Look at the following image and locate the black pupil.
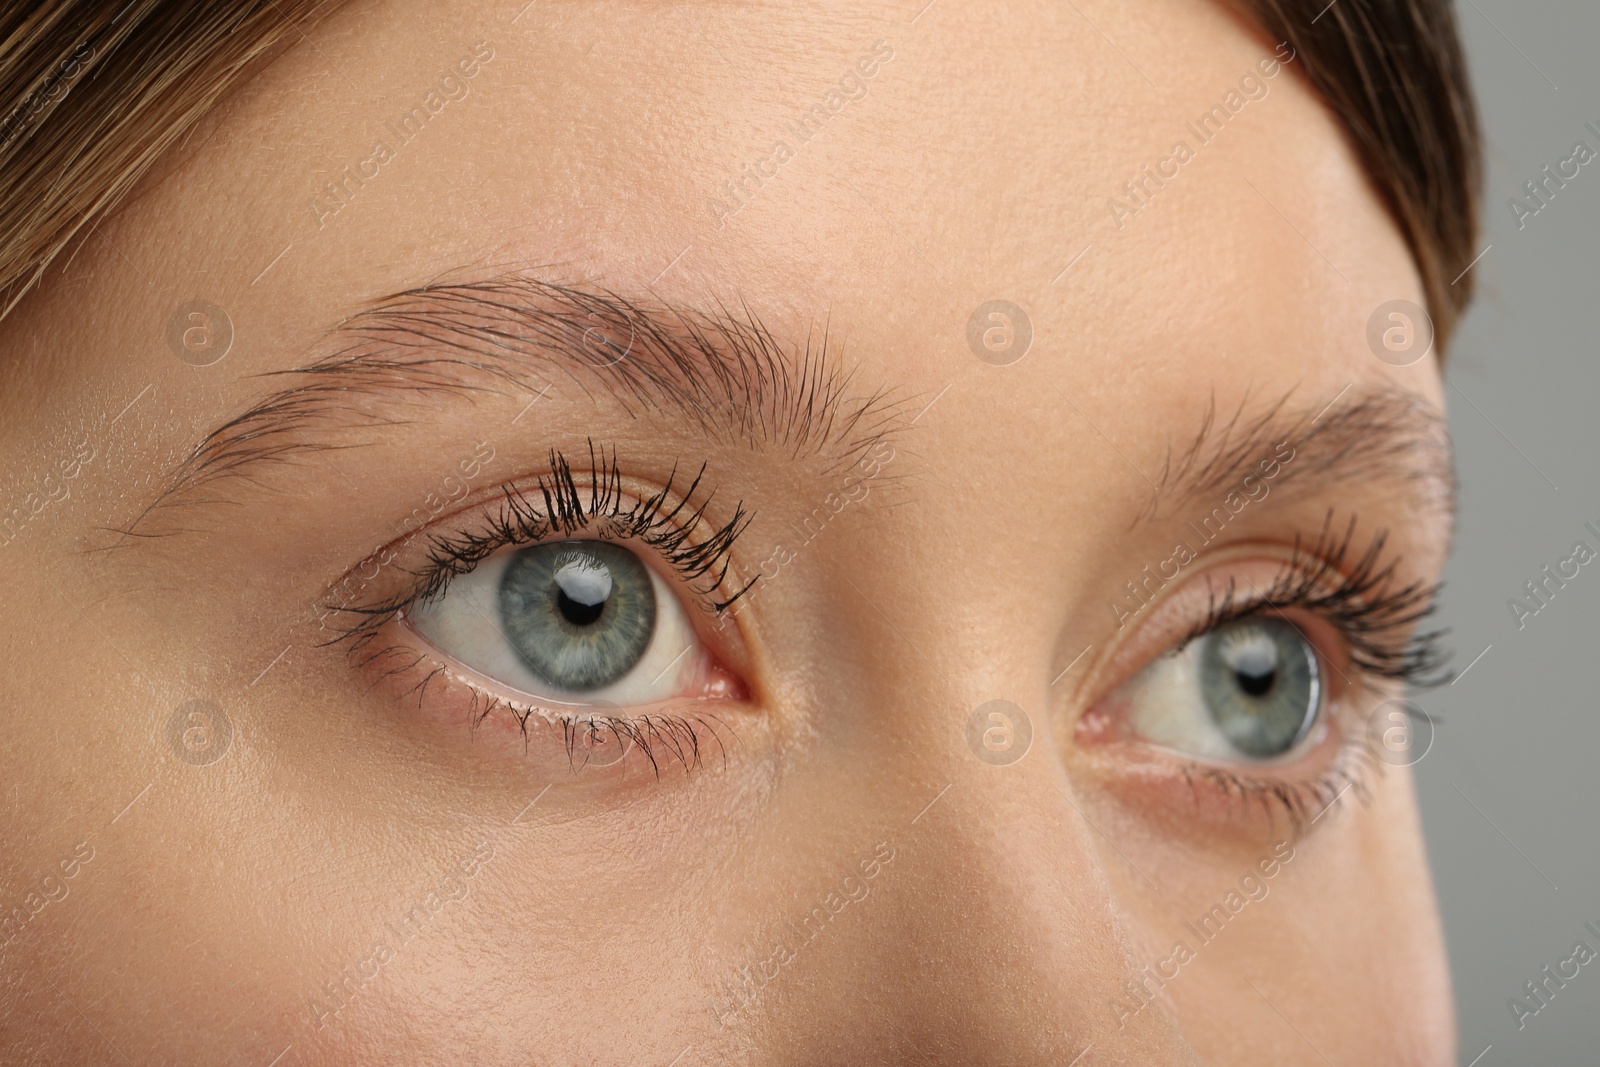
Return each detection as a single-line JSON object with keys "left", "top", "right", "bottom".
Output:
{"left": 1236, "top": 665, "right": 1275, "bottom": 697}
{"left": 1198, "top": 617, "right": 1318, "bottom": 760}
{"left": 558, "top": 587, "right": 605, "bottom": 626}
{"left": 497, "top": 540, "right": 655, "bottom": 694}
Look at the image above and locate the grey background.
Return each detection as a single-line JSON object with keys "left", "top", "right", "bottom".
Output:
{"left": 1414, "top": 0, "right": 1600, "bottom": 1062}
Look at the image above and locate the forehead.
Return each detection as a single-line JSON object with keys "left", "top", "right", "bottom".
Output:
{"left": 32, "top": 0, "right": 1436, "bottom": 460}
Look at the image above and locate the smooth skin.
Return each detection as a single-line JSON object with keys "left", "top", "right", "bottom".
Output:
{"left": 0, "top": 0, "right": 1454, "bottom": 1063}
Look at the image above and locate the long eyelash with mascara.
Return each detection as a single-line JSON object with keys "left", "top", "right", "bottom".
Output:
{"left": 322, "top": 440, "right": 757, "bottom": 647}
{"left": 1181, "top": 511, "right": 1452, "bottom": 687}
{"left": 318, "top": 443, "right": 754, "bottom": 775}
{"left": 1169, "top": 512, "right": 1451, "bottom": 835}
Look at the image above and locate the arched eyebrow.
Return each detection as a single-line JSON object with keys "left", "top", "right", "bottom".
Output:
{"left": 117, "top": 275, "right": 904, "bottom": 542}
{"left": 1132, "top": 387, "right": 1456, "bottom": 532}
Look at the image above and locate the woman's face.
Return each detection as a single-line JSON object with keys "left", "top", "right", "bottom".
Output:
{"left": 0, "top": 0, "right": 1455, "bottom": 1062}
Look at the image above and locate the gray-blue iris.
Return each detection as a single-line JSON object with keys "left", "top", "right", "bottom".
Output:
{"left": 497, "top": 540, "right": 656, "bottom": 693}
{"left": 1198, "top": 617, "right": 1319, "bottom": 758}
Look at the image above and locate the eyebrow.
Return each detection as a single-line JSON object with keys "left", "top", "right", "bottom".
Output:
{"left": 1134, "top": 387, "right": 1456, "bottom": 531}
{"left": 119, "top": 274, "right": 903, "bottom": 540}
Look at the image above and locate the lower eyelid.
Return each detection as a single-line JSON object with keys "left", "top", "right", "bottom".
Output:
{"left": 349, "top": 627, "right": 742, "bottom": 782}
{"left": 1075, "top": 737, "right": 1370, "bottom": 838}
{"left": 1073, "top": 680, "right": 1376, "bottom": 836}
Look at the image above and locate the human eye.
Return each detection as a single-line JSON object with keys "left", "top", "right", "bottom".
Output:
{"left": 1116, "top": 614, "right": 1323, "bottom": 763}
{"left": 1077, "top": 516, "right": 1448, "bottom": 831}
{"left": 408, "top": 538, "right": 706, "bottom": 705}
{"left": 323, "top": 443, "right": 755, "bottom": 776}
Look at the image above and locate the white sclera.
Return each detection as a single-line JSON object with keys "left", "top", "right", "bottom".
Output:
{"left": 1120, "top": 630, "right": 1321, "bottom": 764}
{"left": 407, "top": 544, "right": 697, "bottom": 707}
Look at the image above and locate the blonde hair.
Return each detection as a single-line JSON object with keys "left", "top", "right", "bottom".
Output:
{"left": 0, "top": 0, "right": 346, "bottom": 318}
{"left": 0, "top": 0, "right": 1479, "bottom": 347}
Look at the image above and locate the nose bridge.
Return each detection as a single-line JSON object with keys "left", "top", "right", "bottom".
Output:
{"left": 734, "top": 536, "right": 1203, "bottom": 1063}
{"left": 836, "top": 752, "right": 1201, "bottom": 1064}
{"left": 746, "top": 655, "right": 1200, "bottom": 1063}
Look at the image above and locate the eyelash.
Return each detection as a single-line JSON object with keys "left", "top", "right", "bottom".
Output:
{"left": 1180, "top": 512, "right": 1450, "bottom": 686}
{"left": 320, "top": 443, "right": 755, "bottom": 773}
{"left": 1176, "top": 739, "right": 1380, "bottom": 838}
{"left": 324, "top": 441, "right": 755, "bottom": 641}
{"left": 325, "top": 471, "right": 1444, "bottom": 818}
{"left": 1162, "top": 512, "right": 1450, "bottom": 833}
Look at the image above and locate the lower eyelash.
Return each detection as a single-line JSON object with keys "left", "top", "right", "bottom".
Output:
{"left": 1178, "top": 701, "right": 1404, "bottom": 839}
{"left": 555, "top": 711, "right": 732, "bottom": 777}
{"left": 362, "top": 637, "right": 734, "bottom": 777}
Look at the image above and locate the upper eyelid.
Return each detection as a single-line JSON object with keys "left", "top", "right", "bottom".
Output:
{"left": 1078, "top": 526, "right": 1444, "bottom": 707}
{"left": 317, "top": 446, "right": 757, "bottom": 644}
{"left": 1203, "top": 520, "right": 1449, "bottom": 684}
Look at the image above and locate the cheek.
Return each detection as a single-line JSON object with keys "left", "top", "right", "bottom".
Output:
{"left": 1161, "top": 773, "right": 1449, "bottom": 1059}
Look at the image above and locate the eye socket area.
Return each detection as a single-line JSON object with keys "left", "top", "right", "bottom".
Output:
{"left": 401, "top": 537, "right": 746, "bottom": 716}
